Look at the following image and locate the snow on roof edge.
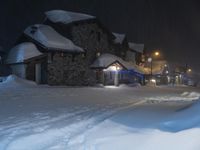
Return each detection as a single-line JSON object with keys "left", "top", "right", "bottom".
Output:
{"left": 24, "top": 24, "right": 84, "bottom": 53}
{"left": 45, "top": 10, "right": 96, "bottom": 25}
{"left": 6, "top": 42, "right": 43, "bottom": 64}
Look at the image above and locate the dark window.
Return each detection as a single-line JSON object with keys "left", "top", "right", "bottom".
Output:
{"left": 110, "top": 72, "right": 112, "bottom": 79}
{"left": 72, "top": 54, "right": 75, "bottom": 62}
{"left": 48, "top": 53, "right": 53, "bottom": 64}
{"left": 97, "top": 32, "right": 101, "bottom": 41}
{"left": 90, "top": 30, "right": 94, "bottom": 34}
{"left": 60, "top": 53, "right": 64, "bottom": 57}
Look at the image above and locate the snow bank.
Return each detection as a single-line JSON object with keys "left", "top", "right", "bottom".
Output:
{"left": 73, "top": 99, "right": 200, "bottom": 150}
{"left": 0, "top": 83, "right": 199, "bottom": 149}
{"left": 24, "top": 24, "right": 84, "bottom": 53}
{"left": 160, "top": 97, "right": 200, "bottom": 132}
{"left": 6, "top": 42, "right": 43, "bottom": 64}
{"left": 0, "top": 75, "right": 37, "bottom": 88}
{"left": 45, "top": 10, "right": 95, "bottom": 24}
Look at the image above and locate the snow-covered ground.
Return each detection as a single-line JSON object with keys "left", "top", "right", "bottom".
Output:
{"left": 0, "top": 75, "right": 200, "bottom": 150}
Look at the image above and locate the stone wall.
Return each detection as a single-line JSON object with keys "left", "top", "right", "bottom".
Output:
{"left": 47, "top": 53, "right": 96, "bottom": 86}
{"left": 71, "top": 22, "right": 115, "bottom": 63}
{"left": 47, "top": 22, "right": 116, "bottom": 86}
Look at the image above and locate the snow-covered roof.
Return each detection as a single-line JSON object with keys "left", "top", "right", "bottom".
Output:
{"left": 91, "top": 53, "right": 144, "bottom": 74}
{"left": 24, "top": 24, "right": 84, "bottom": 53}
{"left": 113, "top": 33, "right": 126, "bottom": 44}
{"left": 45, "top": 10, "right": 95, "bottom": 24}
{"left": 6, "top": 42, "right": 43, "bottom": 64}
{"left": 129, "top": 42, "right": 144, "bottom": 53}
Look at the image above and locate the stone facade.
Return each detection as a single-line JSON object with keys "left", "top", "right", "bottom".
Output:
{"left": 44, "top": 21, "right": 117, "bottom": 86}
{"left": 47, "top": 53, "right": 96, "bottom": 86}
{"left": 12, "top": 15, "right": 129, "bottom": 86}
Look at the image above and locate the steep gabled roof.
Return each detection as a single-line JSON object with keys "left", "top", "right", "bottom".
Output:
{"left": 91, "top": 53, "right": 144, "bottom": 74}
{"left": 129, "top": 42, "right": 144, "bottom": 53}
{"left": 24, "top": 24, "right": 84, "bottom": 53}
{"left": 6, "top": 42, "right": 43, "bottom": 64}
{"left": 112, "top": 33, "right": 126, "bottom": 44}
{"left": 45, "top": 10, "right": 96, "bottom": 24}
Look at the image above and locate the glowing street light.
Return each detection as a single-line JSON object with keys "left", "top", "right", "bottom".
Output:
{"left": 188, "top": 68, "right": 192, "bottom": 73}
{"left": 154, "top": 51, "right": 160, "bottom": 56}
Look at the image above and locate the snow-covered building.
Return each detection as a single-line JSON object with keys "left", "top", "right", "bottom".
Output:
{"left": 91, "top": 53, "right": 144, "bottom": 85}
{"left": 44, "top": 10, "right": 116, "bottom": 58}
{"left": 6, "top": 42, "right": 45, "bottom": 83}
{"left": 9, "top": 25, "right": 87, "bottom": 85}
{"left": 7, "top": 10, "right": 145, "bottom": 86}
{"left": 126, "top": 42, "right": 145, "bottom": 65}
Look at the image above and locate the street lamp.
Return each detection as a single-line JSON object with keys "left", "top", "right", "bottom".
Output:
{"left": 154, "top": 51, "right": 160, "bottom": 56}
{"left": 187, "top": 68, "right": 192, "bottom": 73}
{"left": 147, "top": 51, "right": 161, "bottom": 85}
{"left": 147, "top": 57, "right": 153, "bottom": 76}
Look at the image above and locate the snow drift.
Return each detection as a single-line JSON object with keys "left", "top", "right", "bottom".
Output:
{"left": 0, "top": 75, "right": 37, "bottom": 88}
{"left": 160, "top": 95, "right": 200, "bottom": 132}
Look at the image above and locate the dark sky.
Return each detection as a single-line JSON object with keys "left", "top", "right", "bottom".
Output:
{"left": 0, "top": 0, "right": 200, "bottom": 71}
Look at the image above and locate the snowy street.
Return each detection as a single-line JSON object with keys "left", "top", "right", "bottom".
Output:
{"left": 0, "top": 76, "right": 200, "bottom": 150}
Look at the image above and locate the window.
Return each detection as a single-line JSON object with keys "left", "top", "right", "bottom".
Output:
{"left": 97, "top": 32, "right": 101, "bottom": 41}
{"left": 72, "top": 54, "right": 75, "bottom": 62}
{"left": 60, "top": 53, "right": 64, "bottom": 57}
{"left": 81, "top": 53, "right": 86, "bottom": 58}
{"left": 48, "top": 53, "right": 53, "bottom": 64}
{"left": 110, "top": 72, "right": 112, "bottom": 79}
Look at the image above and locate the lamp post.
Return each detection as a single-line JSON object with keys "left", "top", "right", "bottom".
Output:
{"left": 148, "top": 57, "right": 153, "bottom": 76}
{"left": 147, "top": 51, "right": 160, "bottom": 83}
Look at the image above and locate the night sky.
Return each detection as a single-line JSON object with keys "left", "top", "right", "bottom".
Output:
{"left": 0, "top": 0, "right": 200, "bottom": 71}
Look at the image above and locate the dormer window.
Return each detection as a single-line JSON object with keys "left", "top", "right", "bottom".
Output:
{"left": 48, "top": 53, "right": 53, "bottom": 64}
{"left": 30, "top": 30, "right": 36, "bottom": 34}
{"left": 30, "top": 26, "right": 38, "bottom": 34}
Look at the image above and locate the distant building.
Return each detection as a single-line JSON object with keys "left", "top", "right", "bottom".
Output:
{"left": 144, "top": 60, "right": 169, "bottom": 85}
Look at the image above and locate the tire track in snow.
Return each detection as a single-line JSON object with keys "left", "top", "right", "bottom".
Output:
{"left": 3, "top": 100, "right": 146, "bottom": 150}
